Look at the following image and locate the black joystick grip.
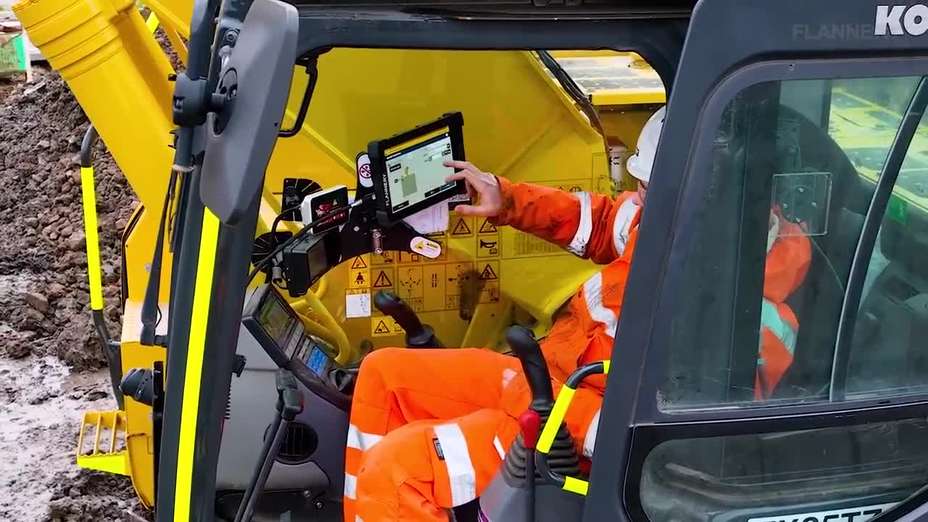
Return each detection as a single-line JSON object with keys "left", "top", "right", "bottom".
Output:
{"left": 506, "top": 325, "right": 553, "bottom": 410}
{"left": 374, "top": 291, "right": 441, "bottom": 348}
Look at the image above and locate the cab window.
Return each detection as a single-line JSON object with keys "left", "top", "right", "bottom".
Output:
{"left": 659, "top": 74, "right": 928, "bottom": 409}
{"left": 634, "top": 71, "right": 928, "bottom": 522}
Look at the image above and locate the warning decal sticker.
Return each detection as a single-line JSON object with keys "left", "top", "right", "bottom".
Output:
{"left": 371, "top": 315, "right": 405, "bottom": 337}
{"left": 373, "top": 269, "right": 394, "bottom": 288}
{"left": 451, "top": 217, "right": 474, "bottom": 236}
{"left": 373, "top": 319, "right": 390, "bottom": 334}
{"left": 478, "top": 219, "right": 497, "bottom": 234}
{"left": 346, "top": 290, "right": 371, "bottom": 318}
{"left": 479, "top": 262, "right": 499, "bottom": 280}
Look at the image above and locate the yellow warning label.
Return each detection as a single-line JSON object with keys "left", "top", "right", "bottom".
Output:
{"left": 373, "top": 319, "right": 390, "bottom": 334}
{"left": 399, "top": 251, "right": 421, "bottom": 264}
{"left": 477, "top": 234, "right": 500, "bottom": 258}
{"left": 348, "top": 267, "right": 371, "bottom": 289}
{"left": 350, "top": 255, "right": 369, "bottom": 269}
{"left": 372, "top": 251, "right": 396, "bottom": 265}
{"left": 373, "top": 268, "right": 394, "bottom": 288}
{"left": 478, "top": 219, "right": 497, "bottom": 234}
{"left": 451, "top": 217, "right": 474, "bottom": 236}
{"left": 371, "top": 316, "right": 404, "bottom": 337}
{"left": 423, "top": 264, "right": 446, "bottom": 311}
{"left": 397, "top": 266, "right": 424, "bottom": 299}
{"left": 479, "top": 261, "right": 499, "bottom": 281}
{"left": 480, "top": 282, "right": 500, "bottom": 304}
{"left": 446, "top": 262, "right": 474, "bottom": 296}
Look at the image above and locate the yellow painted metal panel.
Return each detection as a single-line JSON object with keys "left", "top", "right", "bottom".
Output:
{"left": 78, "top": 452, "right": 130, "bottom": 476}
{"left": 79, "top": 167, "right": 105, "bottom": 311}
{"left": 537, "top": 386, "right": 576, "bottom": 454}
{"left": 563, "top": 476, "right": 590, "bottom": 496}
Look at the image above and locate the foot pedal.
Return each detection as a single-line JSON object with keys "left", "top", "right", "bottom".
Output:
{"left": 76, "top": 410, "right": 130, "bottom": 476}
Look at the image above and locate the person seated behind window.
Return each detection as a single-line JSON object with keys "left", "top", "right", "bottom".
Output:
{"left": 756, "top": 208, "right": 812, "bottom": 399}
{"left": 344, "top": 107, "right": 810, "bottom": 521}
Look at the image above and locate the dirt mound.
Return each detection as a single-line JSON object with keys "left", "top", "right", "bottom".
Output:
{"left": 0, "top": 67, "right": 148, "bottom": 521}
{"left": 47, "top": 468, "right": 153, "bottom": 522}
{"left": 0, "top": 356, "right": 151, "bottom": 522}
{"left": 0, "top": 66, "right": 137, "bottom": 370}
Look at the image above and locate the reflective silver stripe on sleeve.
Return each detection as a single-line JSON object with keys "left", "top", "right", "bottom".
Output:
{"left": 567, "top": 192, "right": 593, "bottom": 256}
{"left": 582, "top": 409, "right": 601, "bottom": 458}
{"left": 501, "top": 368, "right": 517, "bottom": 389}
{"left": 760, "top": 298, "right": 797, "bottom": 354}
{"left": 344, "top": 473, "right": 357, "bottom": 499}
{"left": 346, "top": 424, "right": 383, "bottom": 451}
{"left": 612, "top": 197, "right": 640, "bottom": 257}
{"left": 584, "top": 272, "right": 619, "bottom": 338}
{"left": 434, "top": 423, "right": 477, "bottom": 506}
{"left": 493, "top": 436, "right": 506, "bottom": 460}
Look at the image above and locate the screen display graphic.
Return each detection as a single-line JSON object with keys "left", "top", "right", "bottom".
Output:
{"left": 384, "top": 131, "right": 456, "bottom": 213}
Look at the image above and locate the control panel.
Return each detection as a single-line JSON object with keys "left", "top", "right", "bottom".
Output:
{"left": 242, "top": 284, "right": 353, "bottom": 409}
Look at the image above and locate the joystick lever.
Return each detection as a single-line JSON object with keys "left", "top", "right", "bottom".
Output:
{"left": 506, "top": 325, "right": 554, "bottom": 411}
{"left": 373, "top": 290, "right": 442, "bottom": 348}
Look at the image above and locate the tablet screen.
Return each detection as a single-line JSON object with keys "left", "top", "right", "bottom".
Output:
{"left": 383, "top": 128, "right": 456, "bottom": 213}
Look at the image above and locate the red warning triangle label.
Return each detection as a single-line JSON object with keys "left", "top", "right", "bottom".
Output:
{"left": 479, "top": 264, "right": 498, "bottom": 280}
{"left": 451, "top": 218, "right": 472, "bottom": 236}
{"left": 373, "top": 270, "right": 393, "bottom": 288}
{"left": 351, "top": 256, "right": 368, "bottom": 269}
{"left": 479, "top": 219, "right": 497, "bottom": 234}
{"left": 374, "top": 320, "right": 391, "bottom": 334}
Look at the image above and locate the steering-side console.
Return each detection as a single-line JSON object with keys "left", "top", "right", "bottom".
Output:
{"left": 242, "top": 283, "right": 353, "bottom": 409}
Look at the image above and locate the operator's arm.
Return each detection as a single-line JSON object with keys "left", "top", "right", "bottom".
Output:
{"left": 445, "top": 161, "right": 641, "bottom": 264}
{"left": 494, "top": 177, "right": 639, "bottom": 264}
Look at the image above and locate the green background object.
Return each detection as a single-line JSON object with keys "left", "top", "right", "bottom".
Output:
{"left": 0, "top": 33, "right": 28, "bottom": 76}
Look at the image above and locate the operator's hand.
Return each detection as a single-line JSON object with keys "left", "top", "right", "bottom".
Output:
{"left": 444, "top": 160, "right": 503, "bottom": 217}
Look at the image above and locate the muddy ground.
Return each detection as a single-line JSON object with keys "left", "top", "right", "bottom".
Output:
{"left": 0, "top": 68, "right": 148, "bottom": 520}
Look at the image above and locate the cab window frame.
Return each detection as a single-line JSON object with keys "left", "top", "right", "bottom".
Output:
{"left": 635, "top": 56, "right": 928, "bottom": 426}
{"left": 619, "top": 56, "right": 928, "bottom": 521}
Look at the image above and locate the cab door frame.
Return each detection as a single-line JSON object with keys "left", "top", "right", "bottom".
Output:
{"left": 586, "top": 1, "right": 928, "bottom": 520}
{"left": 157, "top": 3, "right": 695, "bottom": 520}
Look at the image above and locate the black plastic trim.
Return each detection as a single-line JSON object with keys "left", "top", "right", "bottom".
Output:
{"left": 295, "top": 12, "right": 686, "bottom": 94}
{"left": 623, "top": 401, "right": 928, "bottom": 521}
{"left": 830, "top": 77, "right": 928, "bottom": 401}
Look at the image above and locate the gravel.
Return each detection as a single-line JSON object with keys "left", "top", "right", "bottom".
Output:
{"left": 0, "top": 67, "right": 149, "bottom": 521}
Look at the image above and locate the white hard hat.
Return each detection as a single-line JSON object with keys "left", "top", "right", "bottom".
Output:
{"left": 626, "top": 106, "right": 666, "bottom": 184}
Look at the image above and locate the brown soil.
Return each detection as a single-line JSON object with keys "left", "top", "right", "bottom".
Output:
{"left": 0, "top": 66, "right": 148, "bottom": 521}
{"left": 0, "top": 65, "right": 137, "bottom": 370}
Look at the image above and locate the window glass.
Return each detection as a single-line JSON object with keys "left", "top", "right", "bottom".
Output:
{"left": 640, "top": 418, "right": 928, "bottom": 521}
{"left": 660, "top": 75, "right": 925, "bottom": 410}
{"left": 846, "top": 115, "right": 928, "bottom": 398}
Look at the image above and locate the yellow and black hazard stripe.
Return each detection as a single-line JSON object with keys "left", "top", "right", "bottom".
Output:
{"left": 535, "top": 360, "right": 611, "bottom": 496}
{"left": 79, "top": 126, "right": 125, "bottom": 406}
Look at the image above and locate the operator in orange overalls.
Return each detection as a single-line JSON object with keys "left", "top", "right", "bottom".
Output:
{"left": 343, "top": 107, "right": 811, "bottom": 521}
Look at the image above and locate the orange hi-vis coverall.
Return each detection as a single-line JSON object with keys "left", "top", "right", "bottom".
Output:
{"left": 344, "top": 180, "right": 811, "bottom": 521}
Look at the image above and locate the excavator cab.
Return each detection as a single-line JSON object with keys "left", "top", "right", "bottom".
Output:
{"left": 13, "top": 0, "right": 928, "bottom": 519}
{"left": 159, "top": 0, "right": 928, "bottom": 517}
